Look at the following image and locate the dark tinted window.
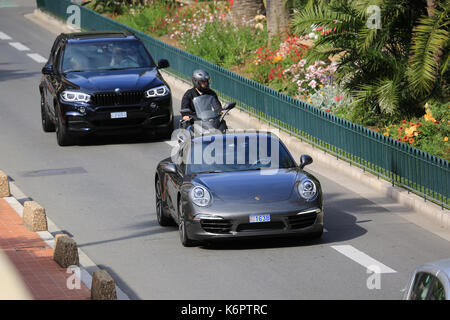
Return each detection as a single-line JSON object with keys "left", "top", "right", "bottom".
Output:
{"left": 429, "top": 276, "right": 446, "bottom": 300}
{"left": 61, "top": 40, "right": 154, "bottom": 72}
{"left": 410, "top": 272, "right": 442, "bottom": 300}
{"left": 186, "top": 135, "right": 296, "bottom": 174}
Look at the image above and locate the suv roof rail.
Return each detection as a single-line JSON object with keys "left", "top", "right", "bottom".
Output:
{"left": 62, "top": 30, "right": 136, "bottom": 40}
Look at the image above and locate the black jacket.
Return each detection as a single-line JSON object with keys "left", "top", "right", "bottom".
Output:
{"left": 180, "top": 88, "right": 220, "bottom": 117}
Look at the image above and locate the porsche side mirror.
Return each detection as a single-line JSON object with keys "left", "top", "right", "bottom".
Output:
{"left": 157, "top": 59, "right": 170, "bottom": 69}
{"left": 299, "top": 154, "right": 313, "bottom": 169}
{"left": 42, "top": 64, "right": 53, "bottom": 75}
{"left": 163, "top": 163, "right": 177, "bottom": 174}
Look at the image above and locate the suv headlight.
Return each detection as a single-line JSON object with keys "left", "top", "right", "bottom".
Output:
{"left": 190, "top": 186, "right": 211, "bottom": 207}
{"left": 297, "top": 179, "right": 317, "bottom": 201}
{"left": 61, "top": 91, "right": 90, "bottom": 103}
{"left": 145, "top": 85, "right": 170, "bottom": 98}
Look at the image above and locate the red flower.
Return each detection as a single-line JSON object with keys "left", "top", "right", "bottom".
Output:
{"left": 434, "top": 121, "right": 440, "bottom": 124}
{"left": 325, "top": 109, "right": 331, "bottom": 113}
{"left": 402, "top": 120, "right": 406, "bottom": 123}
{"left": 402, "top": 136, "right": 409, "bottom": 141}
{"left": 409, "top": 138, "right": 414, "bottom": 143}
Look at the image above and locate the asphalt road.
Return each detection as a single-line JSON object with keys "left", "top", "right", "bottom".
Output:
{"left": 0, "top": 1, "right": 449, "bottom": 299}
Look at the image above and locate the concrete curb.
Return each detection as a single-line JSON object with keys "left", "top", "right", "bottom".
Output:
{"left": 2, "top": 179, "right": 129, "bottom": 300}
{"left": 159, "top": 70, "right": 449, "bottom": 232}
{"left": 24, "top": 9, "right": 80, "bottom": 35}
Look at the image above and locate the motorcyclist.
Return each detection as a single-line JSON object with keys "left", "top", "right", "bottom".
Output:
{"left": 181, "top": 69, "right": 222, "bottom": 122}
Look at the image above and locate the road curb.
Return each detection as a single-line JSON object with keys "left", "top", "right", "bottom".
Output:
{"left": 24, "top": 9, "right": 80, "bottom": 35}
{"left": 3, "top": 180, "right": 129, "bottom": 300}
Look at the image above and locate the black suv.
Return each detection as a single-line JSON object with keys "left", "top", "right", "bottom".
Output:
{"left": 39, "top": 31, "right": 173, "bottom": 146}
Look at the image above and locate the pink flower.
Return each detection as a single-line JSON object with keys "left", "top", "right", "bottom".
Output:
{"left": 334, "top": 95, "right": 343, "bottom": 102}
{"left": 308, "top": 80, "right": 317, "bottom": 88}
{"left": 315, "top": 26, "right": 323, "bottom": 31}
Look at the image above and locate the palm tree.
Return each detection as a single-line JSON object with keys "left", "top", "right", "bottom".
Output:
{"left": 231, "top": 0, "right": 266, "bottom": 26}
{"left": 408, "top": 1, "right": 449, "bottom": 99}
{"left": 266, "top": 0, "right": 290, "bottom": 38}
{"left": 291, "top": 0, "right": 448, "bottom": 125}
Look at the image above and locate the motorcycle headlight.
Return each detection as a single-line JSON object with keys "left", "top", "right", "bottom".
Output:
{"left": 297, "top": 179, "right": 317, "bottom": 201}
{"left": 190, "top": 186, "right": 211, "bottom": 207}
{"left": 145, "top": 85, "right": 170, "bottom": 98}
{"left": 61, "top": 91, "right": 90, "bottom": 103}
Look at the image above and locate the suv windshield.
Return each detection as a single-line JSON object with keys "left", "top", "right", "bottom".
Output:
{"left": 186, "top": 135, "right": 297, "bottom": 174}
{"left": 62, "top": 40, "right": 154, "bottom": 72}
{"left": 193, "top": 95, "right": 222, "bottom": 120}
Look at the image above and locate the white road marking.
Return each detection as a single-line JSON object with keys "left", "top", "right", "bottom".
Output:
{"left": 0, "top": 31, "right": 12, "bottom": 40}
{"left": 27, "top": 53, "right": 47, "bottom": 63}
{"left": 9, "top": 42, "right": 30, "bottom": 51}
{"left": 331, "top": 245, "right": 397, "bottom": 274}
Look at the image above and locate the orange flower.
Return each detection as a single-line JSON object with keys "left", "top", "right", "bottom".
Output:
{"left": 445, "top": 137, "right": 449, "bottom": 142}
{"left": 409, "top": 138, "right": 414, "bottom": 143}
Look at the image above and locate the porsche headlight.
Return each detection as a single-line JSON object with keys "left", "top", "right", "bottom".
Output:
{"left": 61, "top": 91, "right": 90, "bottom": 103}
{"left": 145, "top": 85, "right": 170, "bottom": 98}
{"left": 297, "top": 179, "right": 317, "bottom": 201}
{"left": 190, "top": 186, "right": 211, "bottom": 207}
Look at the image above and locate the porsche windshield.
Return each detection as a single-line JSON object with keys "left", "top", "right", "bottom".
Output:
{"left": 62, "top": 40, "right": 154, "bottom": 72}
{"left": 186, "top": 135, "right": 297, "bottom": 174}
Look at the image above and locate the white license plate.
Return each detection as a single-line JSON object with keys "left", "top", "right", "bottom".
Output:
{"left": 249, "top": 214, "right": 270, "bottom": 223}
{"left": 111, "top": 112, "right": 127, "bottom": 119}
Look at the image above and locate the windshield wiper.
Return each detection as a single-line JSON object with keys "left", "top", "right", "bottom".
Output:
{"left": 63, "top": 69, "right": 85, "bottom": 73}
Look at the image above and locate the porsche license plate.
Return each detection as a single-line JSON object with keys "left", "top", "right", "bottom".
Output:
{"left": 249, "top": 214, "right": 270, "bottom": 223}
{"left": 111, "top": 112, "right": 127, "bottom": 119}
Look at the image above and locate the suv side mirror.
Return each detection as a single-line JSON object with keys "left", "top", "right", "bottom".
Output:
{"left": 163, "top": 163, "right": 177, "bottom": 174}
{"left": 299, "top": 154, "right": 313, "bottom": 169}
{"left": 42, "top": 64, "right": 53, "bottom": 75}
{"left": 157, "top": 59, "right": 170, "bottom": 69}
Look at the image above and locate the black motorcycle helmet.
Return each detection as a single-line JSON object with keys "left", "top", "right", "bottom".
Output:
{"left": 192, "top": 69, "right": 211, "bottom": 93}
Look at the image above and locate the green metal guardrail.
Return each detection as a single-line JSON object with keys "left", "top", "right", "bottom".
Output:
{"left": 36, "top": 0, "right": 449, "bottom": 209}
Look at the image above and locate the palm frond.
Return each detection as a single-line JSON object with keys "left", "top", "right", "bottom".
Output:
{"left": 407, "top": 5, "right": 450, "bottom": 97}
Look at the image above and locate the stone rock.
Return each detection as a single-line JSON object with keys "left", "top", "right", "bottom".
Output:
{"left": 22, "top": 201, "right": 47, "bottom": 231}
{"left": 53, "top": 235, "right": 79, "bottom": 268}
{"left": 91, "top": 270, "right": 117, "bottom": 300}
{"left": 0, "top": 171, "right": 10, "bottom": 197}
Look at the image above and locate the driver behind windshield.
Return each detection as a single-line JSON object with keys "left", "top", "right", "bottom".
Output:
{"left": 181, "top": 69, "right": 222, "bottom": 121}
{"left": 110, "top": 46, "right": 139, "bottom": 68}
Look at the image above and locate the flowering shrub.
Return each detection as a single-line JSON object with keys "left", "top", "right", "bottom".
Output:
{"left": 165, "top": 1, "right": 230, "bottom": 44}
{"left": 382, "top": 103, "right": 450, "bottom": 160}
{"left": 308, "top": 85, "right": 352, "bottom": 112}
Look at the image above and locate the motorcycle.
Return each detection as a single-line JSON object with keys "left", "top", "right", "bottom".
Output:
{"left": 179, "top": 94, "right": 236, "bottom": 136}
